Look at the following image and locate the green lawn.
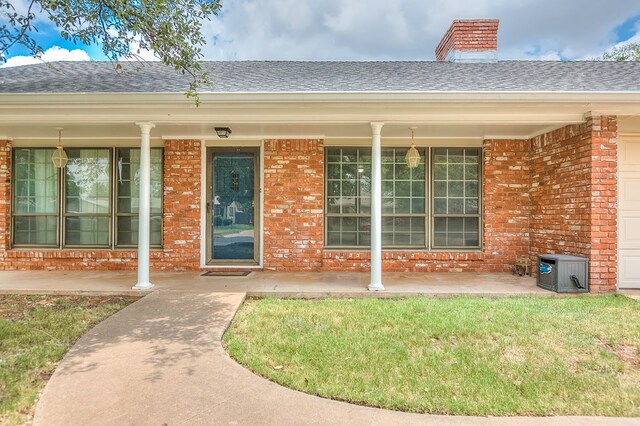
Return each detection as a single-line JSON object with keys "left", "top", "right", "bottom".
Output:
{"left": 0, "top": 295, "right": 137, "bottom": 425}
{"left": 224, "top": 296, "right": 640, "bottom": 416}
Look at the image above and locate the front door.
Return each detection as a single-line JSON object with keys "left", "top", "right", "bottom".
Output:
{"left": 206, "top": 148, "right": 259, "bottom": 264}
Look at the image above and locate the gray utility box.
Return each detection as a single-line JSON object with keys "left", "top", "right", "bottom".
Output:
{"left": 537, "top": 254, "right": 589, "bottom": 293}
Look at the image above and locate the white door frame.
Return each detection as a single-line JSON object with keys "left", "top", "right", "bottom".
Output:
{"left": 199, "top": 140, "right": 264, "bottom": 269}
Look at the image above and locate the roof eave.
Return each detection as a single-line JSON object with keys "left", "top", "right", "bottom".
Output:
{"left": 1, "top": 91, "right": 640, "bottom": 105}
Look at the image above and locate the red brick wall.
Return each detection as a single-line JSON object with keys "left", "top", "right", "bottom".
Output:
{"left": 529, "top": 116, "right": 617, "bottom": 292}
{"left": 483, "top": 140, "right": 531, "bottom": 270}
{"left": 155, "top": 139, "right": 201, "bottom": 270}
{"left": 435, "top": 19, "right": 499, "bottom": 61}
{"left": 530, "top": 123, "right": 592, "bottom": 258}
{"left": 589, "top": 117, "right": 618, "bottom": 291}
{"left": 0, "top": 127, "right": 620, "bottom": 291}
{"left": 322, "top": 251, "right": 487, "bottom": 272}
{"left": 263, "top": 139, "right": 324, "bottom": 270}
{"left": 261, "top": 140, "right": 513, "bottom": 273}
{"left": 0, "top": 139, "right": 202, "bottom": 271}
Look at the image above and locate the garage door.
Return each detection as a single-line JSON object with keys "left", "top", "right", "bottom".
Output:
{"left": 619, "top": 136, "right": 640, "bottom": 289}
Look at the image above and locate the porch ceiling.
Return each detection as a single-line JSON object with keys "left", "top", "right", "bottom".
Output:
{"left": 1, "top": 95, "right": 639, "bottom": 142}
{"left": 4, "top": 121, "right": 574, "bottom": 143}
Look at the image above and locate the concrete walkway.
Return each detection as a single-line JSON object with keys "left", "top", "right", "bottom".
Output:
{"left": 1, "top": 270, "right": 549, "bottom": 298}
{"left": 33, "top": 290, "right": 638, "bottom": 425}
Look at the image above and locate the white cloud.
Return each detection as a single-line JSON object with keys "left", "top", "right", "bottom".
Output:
{"left": 535, "top": 51, "right": 563, "bottom": 61}
{"left": 1, "top": 46, "right": 91, "bottom": 68}
{"left": 2, "top": 0, "right": 45, "bottom": 19}
{"left": 200, "top": 0, "right": 640, "bottom": 60}
{"left": 2, "top": 0, "right": 639, "bottom": 63}
{"left": 100, "top": 28, "right": 159, "bottom": 62}
{"left": 575, "top": 28, "right": 640, "bottom": 60}
{"left": 123, "top": 37, "right": 160, "bottom": 62}
{"left": 603, "top": 31, "right": 640, "bottom": 52}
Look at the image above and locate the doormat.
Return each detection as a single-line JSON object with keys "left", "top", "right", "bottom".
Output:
{"left": 201, "top": 271, "right": 252, "bottom": 277}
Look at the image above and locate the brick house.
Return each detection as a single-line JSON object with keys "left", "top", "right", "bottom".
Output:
{"left": 0, "top": 19, "right": 639, "bottom": 292}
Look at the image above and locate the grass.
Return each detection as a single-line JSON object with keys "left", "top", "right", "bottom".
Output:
{"left": 0, "top": 294, "right": 137, "bottom": 425}
{"left": 224, "top": 295, "right": 640, "bottom": 417}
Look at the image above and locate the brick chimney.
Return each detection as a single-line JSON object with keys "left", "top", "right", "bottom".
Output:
{"left": 435, "top": 19, "right": 499, "bottom": 63}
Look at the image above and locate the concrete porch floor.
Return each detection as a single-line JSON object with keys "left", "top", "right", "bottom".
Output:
{"left": 0, "top": 270, "right": 553, "bottom": 297}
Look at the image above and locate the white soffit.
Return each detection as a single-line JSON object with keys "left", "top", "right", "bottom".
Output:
{"left": 1, "top": 93, "right": 639, "bottom": 141}
{"left": 1, "top": 93, "right": 637, "bottom": 125}
{"left": 4, "top": 122, "right": 569, "bottom": 141}
{"left": 619, "top": 116, "right": 640, "bottom": 135}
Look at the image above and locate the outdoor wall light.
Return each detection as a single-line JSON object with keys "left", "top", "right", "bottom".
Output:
{"left": 51, "top": 127, "right": 69, "bottom": 169}
{"left": 405, "top": 126, "right": 421, "bottom": 168}
{"left": 214, "top": 127, "right": 232, "bottom": 138}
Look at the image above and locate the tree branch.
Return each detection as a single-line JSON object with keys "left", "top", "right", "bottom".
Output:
{"left": 1, "top": 0, "right": 39, "bottom": 58}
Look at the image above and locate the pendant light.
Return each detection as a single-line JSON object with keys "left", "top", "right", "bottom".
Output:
{"left": 51, "top": 127, "right": 69, "bottom": 169}
{"left": 405, "top": 126, "right": 421, "bottom": 168}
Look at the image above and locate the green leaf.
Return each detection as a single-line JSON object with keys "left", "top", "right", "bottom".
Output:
{"left": 0, "top": 0, "right": 221, "bottom": 100}
{"left": 599, "top": 42, "right": 640, "bottom": 61}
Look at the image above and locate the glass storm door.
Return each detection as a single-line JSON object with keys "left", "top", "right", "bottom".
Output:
{"left": 208, "top": 150, "right": 258, "bottom": 263}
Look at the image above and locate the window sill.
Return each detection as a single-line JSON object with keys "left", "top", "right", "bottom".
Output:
{"left": 322, "top": 249, "right": 485, "bottom": 261}
{"left": 8, "top": 247, "right": 164, "bottom": 253}
{"left": 323, "top": 247, "right": 482, "bottom": 253}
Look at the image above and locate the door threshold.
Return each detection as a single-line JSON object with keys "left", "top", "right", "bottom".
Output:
{"left": 204, "top": 262, "right": 260, "bottom": 268}
{"left": 201, "top": 271, "right": 253, "bottom": 277}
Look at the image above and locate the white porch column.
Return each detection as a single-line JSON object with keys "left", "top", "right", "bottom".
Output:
{"left": 133, "top": 122, "right": 155, "bottom": 290}
{"left": 368, "top": 122, "right": 385, "bottom": 291}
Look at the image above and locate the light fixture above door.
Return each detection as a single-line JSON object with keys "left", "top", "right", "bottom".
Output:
{"left": 214, "top": 127, "right": 232, "bottom": 138}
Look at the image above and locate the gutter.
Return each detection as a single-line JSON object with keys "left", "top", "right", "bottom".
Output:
{"left": 1, "top": 91, "right": 640, "bottom": 105}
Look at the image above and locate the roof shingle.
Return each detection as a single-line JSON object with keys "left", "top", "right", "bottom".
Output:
{"left": 0, "top": 60, "right": 639, "bottom": 93}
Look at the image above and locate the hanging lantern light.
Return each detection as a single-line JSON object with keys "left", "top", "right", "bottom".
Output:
{"left": 405, "top": 126, "right": 421, "bottom": 168}
{"left": 51, "top": 127, "right": 69, "bottom": 169}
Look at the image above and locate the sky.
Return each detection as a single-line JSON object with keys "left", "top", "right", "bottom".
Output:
{"left": 2, "top": 0, "right": 640, "bottom": 67}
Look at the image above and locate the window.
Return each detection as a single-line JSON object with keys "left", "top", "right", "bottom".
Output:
{"left": 11, "top": 147, "right": 163, "bottom": 248}
{"left": 382, "top": 148, "right": 426, "bottom": 246}
{"left": 65, "top": 149, "right": 111, "bottom": 246}
{"left": 230, "top": 172, "right": 240, "bottom": 192}
{"left": 326, "top": 147, "right": 426, "bottom": 248}
{"left": 326, "top": 148, "right": 372, "bottom": 246}
{"left": 116, "top": 148, "right": 163, "bottom": 246}
{"left": 432, "top": 148, "right": 481, "bottom": 248}
{"left": 325, "top": 147, "right": 481, "bottom": 249}
{"left": 12, "top": 148, "right": 58, "bottom": 246}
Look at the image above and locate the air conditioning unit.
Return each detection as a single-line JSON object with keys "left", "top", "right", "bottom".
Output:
{"left": 537, "top": 254, "right": 589, "bottom": 293}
